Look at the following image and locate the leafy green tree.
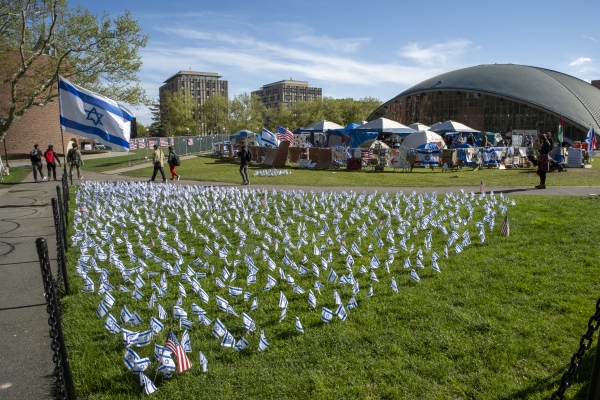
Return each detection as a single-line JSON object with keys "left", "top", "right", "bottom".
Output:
{"left": 135, "top": 122, "right": 146, "bottom": 138}
{"left": 162, "top": 90, "right": 198, "bottom": 136}
{"left": 0, "top": 0, "right": 149, "bottom": 143}
{"left": 228, "top": 93, "right": 266, "bottom": 133}
{"left": 198, "top": 94, "right": 228, "bottom": 135}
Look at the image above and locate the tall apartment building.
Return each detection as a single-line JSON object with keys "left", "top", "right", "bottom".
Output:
{"left": 252, "top": 79, "right": 322, "bottom": 109}
{"left": 159, "top": 70, "right": 228, "bottom": 107}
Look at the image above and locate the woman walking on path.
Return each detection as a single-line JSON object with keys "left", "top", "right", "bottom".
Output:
{"left": 167, "top": 146, "right": 180, "bottom": 181}
{"left": 149, "top": 144, "right": 166, "bottom": 182}
{"left": 43, "top": 145, "right": 61, "bottom": 181}
{"left": 237, "top": 140, "right": 251, "bottom": 185}
{"left": 536, "top": 133, "right": 551, "bottom": 189}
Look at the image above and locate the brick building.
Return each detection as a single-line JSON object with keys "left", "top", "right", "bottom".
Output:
{"left": 252, "top": 79, "right": 322, "bottom": 109}
{"left": 0, "top": 53, "right": 79, "bottom": 158}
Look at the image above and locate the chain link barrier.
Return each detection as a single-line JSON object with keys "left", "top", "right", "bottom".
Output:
{"left": 35, "top": 238, "right": 76, "bottom": 399}
{"left": 551, "top": 298, "right": 600, "bottom": 399}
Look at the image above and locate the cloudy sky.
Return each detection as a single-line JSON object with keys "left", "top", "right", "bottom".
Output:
{"left": 79, "top": 0, "right": 600, "bottom": 125}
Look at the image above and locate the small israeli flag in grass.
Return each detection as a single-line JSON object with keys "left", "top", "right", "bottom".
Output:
{"left": 293, "top": 285, "right": 305, "bottom": 294}
{"left": 286, "top": 274, "right": 295, "bottom": 285}
{"left": 178, "top": 282, "right": 187, "bottom": 297}
{"left": 258, "top": 330, "right": 270, "bottom": 351}
{"left": 228, "top": 286, "right": 243, "bottom": 298}
{"left": 198, "top": 314, "right": 212, "bottom": 326}
{"left": 204, "top": 246, "right": 213, "bottom": 256}
{"left": 157, "top": 303, "right": 167, "bottom": 320}
{"left": 403, "top": 257, "right": 411, "bottom": 269}
{"left": 181, "top": 329, "right": 192, "bottom": 352}
{"left": 140, "top": 373, "right": 157, "bottom": 395}
{"left": 279, "top": 307, "right": 287, "bottom": 322}
{"left": 122, "top": 329, "right": 139, "bottom": 346}
{"left": 235, "top": 337, "right": 249, "bottom": 352}
{"left": 410, "top": 269, "right": 420, "bottom": 282}
{"left": 391, "top": 277, "right": 399, "bottom": 293}
{"left": 336, "top": 304, "right": 347, "bottom": 321}
{"left": 367, "top": 284, "right": 373, "bottom": 297}
{"left": 131, "top": 311, "right": 143, "bottom": 326}
{"left": 416, "top": 259, "right": 424, "bottom": 268}
{"left": 432, "top": 260, "right": 441, "bottom": 273}
{"left": 124, "top": 347, "right": 139, "bottom": 370}
{"left": 308, "top": 290, "right": 317, "bottom": 309}
{"left": 120, "top": 305, "right": 132, "bottom": 324}
{"left": 295, "top": 316, "right": 304, "bottom": 333}
{"left": 136, "top": 330, "right": 153, "bottom": 347}
{"left": 221, "top": 331, "right": 236, "bottom": 348}
{"left": 455, "top": 243, "right": 463, "bottom": 253}
{"left": 173, "top": 306, "right": 188, "bottom": 319}
{"left": 327, "top": 268, "right": 338, "bottom": 283}
{"left": 333, "top": 290, "right": 341, "bottom": 305}
{"left": 250, "top": 297, "right": 258, "bottom": 311}
{"left": 431, "top": 252, "right": 439, "bottom": 262}
{"left": 321, "top": 307, "right": 334, "bottom": 322}
{"left": 244, "top": 291, "right": 252, "bottom": 301}
{"left": 279, "top": 291, "right": 288, "bottom": 308}
{"left": 213, "top": 318, "right": 227, "bottom": 339}
{"left": 104, "top": 314, "right": 121, "bottom": 334}
{"left": 352, "top": 280, "right": 360, "bottom": 295}
{"left": 199, "top": 288, "right": 210, "bottom": 304}
{"left": 444, "top": 246, "right": 449, "bottom": 258}
{"left": 82, "top": 276, "right": 94, "bottom": 292}
{"left": 181, "top": 319, "right": 193, "bottom": 329}
{"left": 199, "top": 351, "right": 208, "bottom": 372}
{"left": 215, "top": 295, "right": 229, "bottom": 312}
{"left": 118, "top": 284, "right": 130, "bottom": 293}
{"left": 263, "top": 275, "right": 277, "bottom": 291}
{"left": 370, "top": 270, "right": 379, "bottom": 282}
{"left": 347, "top": 296, "right": 358, "bottom": 310}
{"left": 96, "top": 301, "right": 109, "bottom": 318}
{"left": 104, "top": 292, "right": 115, "bottom": 308}
{"left": 242, "top": 313, "right": 256, "bottom": 332}
{"left": 150, "top": 317, "right": 164, "bottom": 334}
{"left": 215, "top": 278, "right": 226, "bottom": 288}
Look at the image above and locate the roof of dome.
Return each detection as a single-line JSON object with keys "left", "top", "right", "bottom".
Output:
{"left": 382, "top": 64, "right": 600, "bottom": 131}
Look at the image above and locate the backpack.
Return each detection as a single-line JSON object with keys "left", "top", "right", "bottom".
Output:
{"left": 244, "top": 148, "right": 252, "bottom": 162}
{"left": 30, "top": 149, "right": 41, "bottom": 162}
{"left": 67, "top": 148, "right": 74, "bottom": 163}
{"left": 44, "top": 151, "right": 54, "bottom": 164}
{"left": 174, "top": 154, "right": 181, "bottom": 166}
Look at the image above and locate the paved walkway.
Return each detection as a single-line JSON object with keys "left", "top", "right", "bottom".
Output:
{"left": 1, "top": 168, "right": 599, "bottom": 399}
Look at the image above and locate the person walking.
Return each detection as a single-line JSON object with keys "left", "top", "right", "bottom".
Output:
{"left": 43, "top": 145, "right": 62, "bottom": 181}
{"left": 150, "top": 144, "right": 166, "bottom": 182}
{"left": 237, "top": 140, "right": 251, "bottom": 185}
{"left": 30, "top": 144, "right": 46, "bottom": 182}
{"left": 536, "top": 133, "right": 551, "bottom": 189}
{"left": 167, "top": 146, "right": 180, "bottom": 181}
{"left": 67, "top": 143, "right": 84, "bottom": 180}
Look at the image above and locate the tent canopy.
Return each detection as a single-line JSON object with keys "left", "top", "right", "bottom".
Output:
{"left": 230, "top": 129, "right": 254, "bottom": 139}
{"left": 343, "top": 122, "right": 362, "bottom": 132}
{"left": 409, "top": 123, "right": 430, "bottom": 131}
{"left": 353, "top": 117, "right": 413, "bottom": 133}
{"left": 417, "top": 142, "right": 440, "bottom": 149}
{"left": 294, "top": 120, "right": 344, "bottom": 133}
{"left": 348, "top": 131, "right": 378, "bottom": 147}
{"left": 402, "top": 130, "right": 446, "bottom": 149}
{"left": 358, "top": 139, "right": 390, "bottom": 149}
{"left": 430, "top": 120, "right": 480, "bottom": 133}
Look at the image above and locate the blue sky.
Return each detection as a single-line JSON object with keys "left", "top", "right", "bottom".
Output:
{"left": 78, "top": 0, "right": 600, "bottom": 125}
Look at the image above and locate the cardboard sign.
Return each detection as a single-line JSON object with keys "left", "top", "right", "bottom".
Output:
{"left": 347, "top": 157, "right": 362, "bottom": 170}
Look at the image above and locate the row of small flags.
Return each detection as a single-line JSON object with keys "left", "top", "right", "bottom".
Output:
{"left": 254, "top": 168, "right": 292, "bottom": 177}
{"left": 72, "top": 181, "right": 514, "bottom": 394}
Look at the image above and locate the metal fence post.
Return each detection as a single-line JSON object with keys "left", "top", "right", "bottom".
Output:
{"left": 61, "top": 180, "right": 69, "bottom": 227}
{"left": 35, "top": 238, "right": 76, "bottom": 400}
{"left": 51, "top": 198, "right": 70, "bottom": 295}
{"left": 588, "top": 334, "right": 600, "bottom": 400}
{"left": 56, "top": 186, "right": 68, "bottom": 253}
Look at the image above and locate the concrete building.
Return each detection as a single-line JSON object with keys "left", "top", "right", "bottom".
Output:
{"left": 370, "top": 64, "right": 600, "bottom": 141}
{"left": 159, "top": 71, "right": 228, "bottom": 108}
{"left": 252, "top": 79, "right": 322, "bottom": 109}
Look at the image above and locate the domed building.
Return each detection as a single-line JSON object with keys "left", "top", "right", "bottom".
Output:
{"left": 368, "top": 64, "right": 600, "bottom": 141}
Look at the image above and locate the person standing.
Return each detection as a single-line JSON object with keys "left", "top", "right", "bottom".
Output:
{"left": 150, "top": 144, "right": 166, "bottom": 182}
{"left": 30, "top": 144, "right": 46, "bottom": 182}
{"left": 167, "top": 146, "right": 180, "bottom": 181}
{"left": 237, "top": 140, "right": 251, "bottom": 185}
{"left": 67, "top": 143, "right": 84, "bottom": 180}
{"left": 43, "top": 145, "right": 62, "bottom": 181}
{"left": 536, "top": 133, "right": 551, "bottom": 189}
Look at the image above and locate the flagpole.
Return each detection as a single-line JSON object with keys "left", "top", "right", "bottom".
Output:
{"left": 57, "top": 76, "right": 67, "bottom": 176}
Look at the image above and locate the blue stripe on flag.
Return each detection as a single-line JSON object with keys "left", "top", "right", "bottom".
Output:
{"left": 59, "top": 79, "right": 133, "bottom": 121}
{"left": 60, "top": 117, "right": 129, "bottom": 148}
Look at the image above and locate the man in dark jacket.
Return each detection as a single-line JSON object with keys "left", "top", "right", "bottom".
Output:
{"left": 237, "top": 140, "right": 251, "bottom": 185}
{"left": 44, "top": 144, "right": 62, "bottom": 181}
{"left": 30, "top": 144, "right": 46, "bottom": 182}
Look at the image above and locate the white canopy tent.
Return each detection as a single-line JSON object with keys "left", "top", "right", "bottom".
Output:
{"left": 409, "top": 123, "right": 430, "bottom": 131}
{"left": 402, "top": 130, "right": 446, "bottom": 149}
{"left": 430, "top": 120, "right": 479, "bottom": 133}
{"left": 300, "top": 120, "right": 344, "bottom": 132}
{"left": 354, "top": 117, "right": 413, "bottom": 133}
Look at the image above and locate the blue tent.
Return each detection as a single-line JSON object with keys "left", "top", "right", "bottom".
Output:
{"left": 343, "top": 123, "right": 361, "bottom": 132}
{"left": 229, "top": 130, "right": 254, "bottom": 140}
{"left": 348, "top": 131, "right": 378, "bottom": 147}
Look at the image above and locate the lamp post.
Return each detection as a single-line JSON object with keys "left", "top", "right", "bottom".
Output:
{"left": 0, "top": 117, "right": 8, "bottom": 168}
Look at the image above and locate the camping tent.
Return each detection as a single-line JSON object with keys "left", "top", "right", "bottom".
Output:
{"left": 230, "top": 130, "right": 261, "bottom": 146}
{"left": 353, "top": 117, "right": 414, "bottom": 134}
{"left": 294, "top": 120, "right": 344, "bottom": 133}
{"left": 402, "top": 130, "right": 446, "bottom": 149}
{"left": 348, "top": 131, "right": 378, "bottom": 148}
{"left": 430, "top": 120, "right": 480, "bottom": 134}
{"left": 358, "top": 140, "right": 390, "bottom": 149}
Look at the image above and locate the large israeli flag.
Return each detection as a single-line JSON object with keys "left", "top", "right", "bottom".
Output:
{"left": 58, "top": 76, "right": 134, "bottom": 152}
{"left": 261, "top": 128, "right": 280, "bottom": 148}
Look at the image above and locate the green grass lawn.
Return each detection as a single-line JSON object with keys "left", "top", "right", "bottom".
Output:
{"left": 123, "top": 155, "right": 600, "bottom": 187}
{"left": 61, "top": 185, "right": 600, "bottom": 399}
{"left": 80, "top": 149, "right": 158, "bottom": 173}
{"left": 0, "top": 167, "right": 30, "bottom": 185}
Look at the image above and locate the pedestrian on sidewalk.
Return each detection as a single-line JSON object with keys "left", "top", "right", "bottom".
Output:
{"left": 43, "top": 145, "right": 62, "bottom": 181}
{"left": 67, "top": 143, "right": 84, "bottom": 180}
{"left": 150, "top": 144, "right": 166, "bottom": 182}
{"left": 30, "top": 144, "right": 46, "bottom": 182}
{"left": 237, "top": 140, "right": 251, "bottom": 185}
{"left": 536, "top": 133, "right": 551, "bottom": 189}
{"left": 167, "top": 146, "right": 181, "bottom": 181}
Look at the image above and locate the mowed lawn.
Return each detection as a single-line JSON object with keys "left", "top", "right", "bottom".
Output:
{"left": 61, "top": 188, "right": 600, "bottom": 400}
{"left": 123, "top": 155, "right": 600, "bottom": 187}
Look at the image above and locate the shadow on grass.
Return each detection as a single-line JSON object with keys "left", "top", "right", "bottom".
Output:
{"left": 501, "top": 345, "right": 597, "bottom": 399}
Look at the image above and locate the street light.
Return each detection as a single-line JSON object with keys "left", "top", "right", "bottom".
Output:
{"left": 0, "top": 117, "right": 9, "bottom": 168}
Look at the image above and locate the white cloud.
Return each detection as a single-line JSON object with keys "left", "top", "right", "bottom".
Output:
{"left": 582, "top": 35, "right": 597, "bottom": 43}
{"left": 293, "top": 35, "right": 370, "bottom": 53}
{"left": 570, "top": 57, "right": 592, "bottom": 66}
{"left": 398, "top": 40, "right": 475, "bottom": 67}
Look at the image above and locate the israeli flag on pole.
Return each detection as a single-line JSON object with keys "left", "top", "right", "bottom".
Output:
{"left": 321, "top": 307, "right": 334, "bottom": 322}
{"left": 308, "top": 290, "right": 317, "bottom": 309}
{"left": 261, "top": 128, "right": 280, "bottom": 148}
{"left": 279, "top": 291, "right": 288, "bottom": 308}
{"left": 58, "top": 76, "right": 133, "bottom": 152}
{"left": 258, "top": 329, "right": 270, "bottom": 351}
{"left": 199, "top": 351, "right": 208, "bottom": 372}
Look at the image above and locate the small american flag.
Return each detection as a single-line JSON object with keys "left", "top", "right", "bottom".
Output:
{"left": 129, "top": 140, "right": 137, "bottom": 150}
{"left": 479, "top": 180, "right": 485, "bottom": 194}
{"left": 261, "top": 196, "right": 267, "bottom": 207}
{"left": 138, "top": 140, "right": 146, "bottom": 149}
{"left": 165, "top": 329, "right": 192, "bottom": 373}
{"left": 501, "top": 214, "right": 510, "bottom": 236}
{"left": 159, "top": 138, "right": 168, "bottom": 147}
{"left": 276, "top": 125, "right": 294, "bottom": 142}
